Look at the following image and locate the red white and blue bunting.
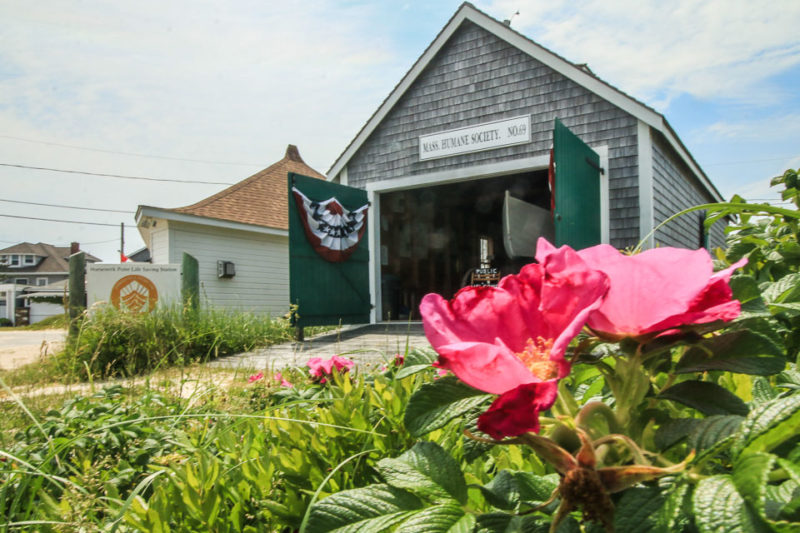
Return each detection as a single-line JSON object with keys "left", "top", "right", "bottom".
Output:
{"left": 292, "top": 187, "right": 369, "bottom": 263}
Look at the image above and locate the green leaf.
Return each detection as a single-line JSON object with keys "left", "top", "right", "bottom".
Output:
{"left": 734, "top": 454, "right": 800, "bottom": 533}
{"left": 777, "top": 368, "right": 800, "bottom": 390}
{"left": 659, "top": 380, "right": 749, "bottom": 416}
{"left": 693, "top": 475, "right": 772, "bottom": 532}
{"left": 762, "top": 274, "right": 800, "bottom": 304}
{"left": 656, "top": 481, "right": 692, "bottom": 533}
{"left": 776, "top": 457, "right": 800, "bottom": 486}
{"left": 377, "top": 442, "right": 467, "bottom": 504}
{"left": 476, "top": 470, "right": 520, "bottom": 511}
{"left": 474, "top": 512, "right": 553, "bottom": 532}
{"left": 734, "top": 394, "right": 800, "bottom": 456}
{"left": 654, "top": 417, "right": 702, "bottom": 451}
{"left": 688, "top": 415, "right": 745, "bottom": 451}
{"left": 396, "top": 347, "right": 439, "bottom": 379}
{"left": 752, "top": 377, "right": 779, "bottom": 404}
{"left": 305, "top": 484, "right": 421, "bottom": 533}
{"left": 613, "top": 487, "right": 665, "bottom": 532}
{"left": 733, "top": 453, "right": 775, "bottom": 515}
{"left": 394, "top": 503, "right": 474, "bottom": 533}
{"left": 730, "top": 277, "right": 771, "bottom": 318}
{"left": 676, "top": 330, "right": 785, "bottom": 376}
{"left": 476, "top": 471, "right": 559, "bottom": 513}
{"left": 404, "top": 376, "right": 491, "bottom": 437}
{"left": 769, "top": 302, "right": 800, "bottom": 316}
{"left": 730, "top": 275, "right": 764, "bottom": 304}
{"left": 513, "top": 472, "right": 559, "bottom": 506}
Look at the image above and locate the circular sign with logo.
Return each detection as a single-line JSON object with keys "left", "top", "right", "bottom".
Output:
{"left": 110, "top": 275, "right": 159, "bottom": 313}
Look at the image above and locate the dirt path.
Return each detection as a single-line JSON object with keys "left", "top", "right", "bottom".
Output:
{"left": 0, "top": 328, "right": 66, "bottom": 370}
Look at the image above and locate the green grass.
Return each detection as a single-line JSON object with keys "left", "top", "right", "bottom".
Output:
{"left": 0, "top": 358, "right": 432, "bottom": 530}
{"left": 21, "top": 313, "right": 68, "bottom": 331}
{"left": 0, "top": 309, "right": 337, "bottom": 388}
{"left": 58, "top": 306, "right": 296, "bottom": 380}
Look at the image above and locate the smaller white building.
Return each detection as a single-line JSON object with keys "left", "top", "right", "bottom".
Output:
{"left": 136, "top": 145, "right": 326, "bottom": 316}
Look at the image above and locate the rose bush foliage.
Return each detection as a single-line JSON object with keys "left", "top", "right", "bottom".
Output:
{"left": 307, "top": 169, "right": 800, "bottom": 532}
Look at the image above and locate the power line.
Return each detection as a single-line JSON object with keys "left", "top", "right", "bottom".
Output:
{"left": 0, "top": 213, "right": 122, "bottom": 227}
{"left": 0, "top": 162, "right": 236, "bottom": 185}
{"left": 82, "top": 237, "right": 121, "bottom": 245}
{"left": 0, "top": 134, "right": 265, "bottom": 167}
{"left": 0, "top": 198, "right": 134, "bottom": 214}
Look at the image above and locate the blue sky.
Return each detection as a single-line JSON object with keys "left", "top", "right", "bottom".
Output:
{"left": 1, "top": 0, "right": 798, "bottom": 261}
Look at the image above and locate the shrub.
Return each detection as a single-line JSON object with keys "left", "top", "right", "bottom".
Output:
{"left": 60, "top": 306, "right": 293, "bottom": 379}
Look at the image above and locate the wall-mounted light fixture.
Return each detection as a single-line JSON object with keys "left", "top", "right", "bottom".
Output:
{"left": 217, "top": 260, "right": 235, "bottom": 279}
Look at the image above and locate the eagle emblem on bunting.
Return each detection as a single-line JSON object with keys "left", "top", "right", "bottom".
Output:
{"left": 291, "top": 186, "right": 369, "bottom": 262}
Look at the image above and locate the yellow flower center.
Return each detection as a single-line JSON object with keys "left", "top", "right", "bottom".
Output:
{"left": 516, "top": 337, "right": 558, "bottom": 380}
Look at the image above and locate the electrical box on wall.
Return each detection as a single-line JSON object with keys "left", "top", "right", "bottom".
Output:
{"left": 217, "top": 260, "right": 235, "bottom": 279}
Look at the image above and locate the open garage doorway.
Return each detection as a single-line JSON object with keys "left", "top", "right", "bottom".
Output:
{"left": 379, "top": 169, "right": 551, "bottom": 321}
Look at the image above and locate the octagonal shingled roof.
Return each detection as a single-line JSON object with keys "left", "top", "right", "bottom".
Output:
{"left": 170, "top": 145, "right": 326, "bottom": 230}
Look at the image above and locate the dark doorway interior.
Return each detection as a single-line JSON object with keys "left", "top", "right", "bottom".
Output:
{"left": 379, "top": 170, "right": 550, "bottom": 320}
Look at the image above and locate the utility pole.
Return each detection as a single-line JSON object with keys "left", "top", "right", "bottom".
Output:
{"left": 120, "top": 222, "right": 125, "bottom": 262}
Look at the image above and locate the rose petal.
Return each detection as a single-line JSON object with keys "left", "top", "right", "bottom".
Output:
{"left": 436, "top": 341, "right": 538, "bottom": 395}
{"left": 538, "top": 243, "right": 746, "bottom": 338}
{"left": 477, "top": 381, "right": 559, "bottom": 439}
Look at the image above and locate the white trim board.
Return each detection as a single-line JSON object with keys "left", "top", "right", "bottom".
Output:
{"left": 637, "top": 121, "right": 655, "bottom": 249}
{"left": 366, "top": 155, "right": 549, "bottom": 193}
{"left": 136, "top": 206, "right": 289, "bottom": 238}
{"left": 328, "top": 2, "right": 723, "bottom": 203}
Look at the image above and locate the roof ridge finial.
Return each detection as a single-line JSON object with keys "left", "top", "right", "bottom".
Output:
{"left": 285, "top": 144, "right": 304, "bottom": 163}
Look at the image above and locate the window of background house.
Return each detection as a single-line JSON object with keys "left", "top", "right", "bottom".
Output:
{"left": 10, "top": 255, "right": 20, "bottom": 266}
{"left": 23, "top": 255, "right": 35, "bottom": 265}
{"left": 36, "top": 277, "right": 48, "bottom": 286}
{"left": 15, "top": 278, "right": 28, "bottom": 285}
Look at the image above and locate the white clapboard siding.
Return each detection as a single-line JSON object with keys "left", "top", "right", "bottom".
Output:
{"left": 30, "top": 302, "right": 64, "bottom": 324}
{"left": 166, "top": 221, "right": 289, "bottom": 316}
{"left": 149, "top": 226, "right": 171, "bottom": 264}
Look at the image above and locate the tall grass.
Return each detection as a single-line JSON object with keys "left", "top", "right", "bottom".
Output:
{"left": 60, "top": 306, "right": 295, "bottom": 380}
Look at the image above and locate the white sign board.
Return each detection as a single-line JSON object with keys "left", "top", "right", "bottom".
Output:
{"left": 419, "top": 115, "right": 531, "bottom": 161}
{"left": 87, "top": 264, "right": 181, "bottom": 312}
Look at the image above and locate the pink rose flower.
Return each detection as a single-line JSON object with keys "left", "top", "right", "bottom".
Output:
{"left": 273, "top": 372, "right": 293, "bottom": 388}
{"left": 420, "top": 242, "right": 608, "bottom": 439}
{"left": 536, "top": 238, "right": 746, "bottom": 341}
{"left": 306, "top": 355, "right": 355, "bottom": 381}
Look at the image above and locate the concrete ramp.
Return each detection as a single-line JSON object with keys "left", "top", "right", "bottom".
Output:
{"left": 210, "top": 323, "right": 430, "bottom": 371}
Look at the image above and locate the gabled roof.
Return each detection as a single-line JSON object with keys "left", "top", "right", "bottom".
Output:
{"left": 328, "top": 1, "right": 723, "bottom": 202}
{"left": 138, "top": 145, "right": 325, "bottom": 231}
{"left": 0, "top": 242, "right": 100, "bottom": 273}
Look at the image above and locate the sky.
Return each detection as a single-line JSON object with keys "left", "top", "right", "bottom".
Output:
{"left": 1, "top": 0, "right": 798, "bottom": 262}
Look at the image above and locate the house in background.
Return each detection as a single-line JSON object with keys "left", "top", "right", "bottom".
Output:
{"left": 0, "top": 242, "right": 100, "bottom": 324}
{"left": 126, "top": 247, "right": 151, "bottom": 263}
{"left": 136, "top": 145, "right": 326, "bottom": 316}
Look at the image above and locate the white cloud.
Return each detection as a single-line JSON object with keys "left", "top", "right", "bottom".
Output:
{"left": 484, "top": 0, "right": 800, "bottom": 108}
{"left": 704, "top": 113, "right": 800, "bottom": 140}
{"left": 0, "top": 0, "right": 400, "bottom": 171}
{"left": 0, "top": 1, "right": 414, "bottom": 260}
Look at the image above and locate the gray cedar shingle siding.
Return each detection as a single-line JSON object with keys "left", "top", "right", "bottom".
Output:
{"left": 652, "top": 133, "right": 725, "bottom": 249}
{"left": 346, "top": 21, "right": 641, "bottom": 249}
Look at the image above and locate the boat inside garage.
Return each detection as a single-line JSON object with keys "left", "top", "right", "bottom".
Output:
{"left": 378, "top": 169, "right": 552, "bottom": 321}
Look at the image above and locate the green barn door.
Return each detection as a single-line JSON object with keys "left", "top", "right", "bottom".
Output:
{"left": 553, "top": 118, "right": 602, "bottom": 249}
{"left": 289, "top": 173, "right": 371, "bottom": 328}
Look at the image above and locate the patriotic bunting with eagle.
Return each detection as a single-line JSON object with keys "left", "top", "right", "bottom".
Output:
{"left": 291, "top": 186, "right": 369, "bottom": 263}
